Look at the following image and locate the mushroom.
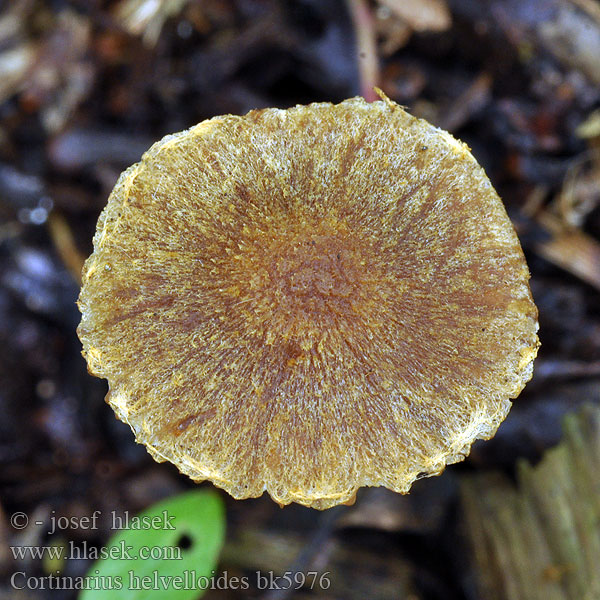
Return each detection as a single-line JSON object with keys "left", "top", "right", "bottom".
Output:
{"left": 77, "top": 94, "right": 539, "bottom": 509}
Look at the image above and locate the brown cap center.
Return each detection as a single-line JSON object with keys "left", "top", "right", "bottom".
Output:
{"left": 225, "top": 217, "right": 384, "bottom": 351}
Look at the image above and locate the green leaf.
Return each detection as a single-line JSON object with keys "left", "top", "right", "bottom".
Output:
{"left": 80, "top": 489, "right": 225, "bottom": 600}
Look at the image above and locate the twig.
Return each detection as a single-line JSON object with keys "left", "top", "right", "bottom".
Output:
{"left": 532, "top": 359, "right": 600, "bottom": 383}
{"left": 262, "top": 505, "right": 347, "bottom": 600}
{"left": 438, "top": 72, "right": 492, "bottom": 132}
{"left": 346, "top": 0, "right": 380, "bottom": 101}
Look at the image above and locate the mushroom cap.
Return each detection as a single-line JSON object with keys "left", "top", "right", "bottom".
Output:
{"left": 78, "top": 97, "right": 539, "bottom": 509}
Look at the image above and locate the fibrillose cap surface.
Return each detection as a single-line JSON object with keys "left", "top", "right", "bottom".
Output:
{"left": 78, "top": 96, "right": 539, "bottom": 509}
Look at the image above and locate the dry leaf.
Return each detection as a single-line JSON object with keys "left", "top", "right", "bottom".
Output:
{"left": 377, "top": 0, "right": 451, "bottom": 33}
